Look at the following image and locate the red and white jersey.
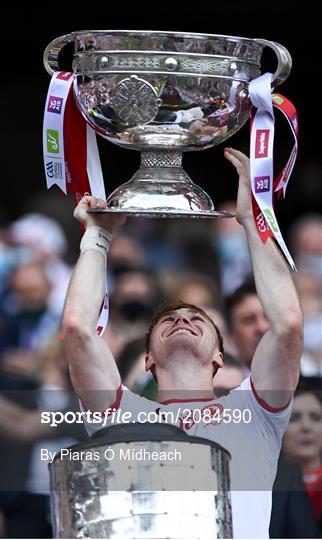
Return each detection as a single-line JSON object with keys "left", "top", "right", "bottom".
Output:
{"left": 82, "top": 376, "right": 292, "bottom": 539}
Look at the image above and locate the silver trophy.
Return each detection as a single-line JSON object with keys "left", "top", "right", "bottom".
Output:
{"left": 44, "top": 30, "right": 291, "bottom": 218}
{"left": 50, "top": 424, "right": 232, "bottom": 538}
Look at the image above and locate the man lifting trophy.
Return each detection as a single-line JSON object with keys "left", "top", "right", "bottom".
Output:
{"left": 43, "top": 30, "right": 302, "bottom": 539}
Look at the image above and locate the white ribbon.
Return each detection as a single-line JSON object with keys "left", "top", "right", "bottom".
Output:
{"left": 43, "top": 72, "right": 74, "bottom": 194}
{"left": 86, "top": 124, "right": 106, "bottom": 200}
{"left": 44, "top": 72, "right": 109, "bottom": 334}
{"left": 249, "top": 73, "right": 296, "bottom": 270}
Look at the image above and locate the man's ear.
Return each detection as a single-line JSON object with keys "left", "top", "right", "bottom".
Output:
{"left": 145, "top": 352, "right": 155, "bottom": 372}
{"left": 213, "top": 351, "right": 224, "bottom": 370}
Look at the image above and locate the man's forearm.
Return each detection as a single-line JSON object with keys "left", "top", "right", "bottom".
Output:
{"left": 63, "top": 224, "right": 112, "bottom": 333}
{"left": 243, "top": 216, "right": 302, "bottom": 331}
{"left": 60, "top": 197, "right": 124, "bottom": 407}
{"left": 63, "top": 249, "right": 106, "bottom": 333}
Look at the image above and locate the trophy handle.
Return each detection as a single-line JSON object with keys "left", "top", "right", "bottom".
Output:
{"left": 43, "top": 34, "right": 74, "bottom": 76}
{"left": 254, "top": 39, "right": 292, "bottom": 88}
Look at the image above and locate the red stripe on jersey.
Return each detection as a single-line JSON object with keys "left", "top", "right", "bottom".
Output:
{"left": 161, "top": 396, "right": 214, "bottom": 405}
{"left": 82, "top": 385, "right": 123, "bottom": 416}
{"left": 250, "top": 378, "right": 292, "bottom": 413}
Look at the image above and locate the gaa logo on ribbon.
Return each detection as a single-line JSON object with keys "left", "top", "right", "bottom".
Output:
{"left": 256, "top": 212, "right": 269, "bottom": 233}
{"left": 45, "top": 158, "right": 63, "bottom": 181}
{"left": 45, "top": 161, "right": 54, "bottom": 179}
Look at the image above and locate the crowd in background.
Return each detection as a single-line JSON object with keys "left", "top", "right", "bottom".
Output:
{"left": 0, "top": 195, "right": 322, "bottom": 538}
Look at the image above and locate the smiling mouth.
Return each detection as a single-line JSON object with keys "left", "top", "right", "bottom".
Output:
{"left": 168, "top": 327, "right": 197, "bottom": 337}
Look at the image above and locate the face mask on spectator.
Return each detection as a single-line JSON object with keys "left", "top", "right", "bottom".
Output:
{"left": 118, "top": 300, "right": 154, "bottom": 322}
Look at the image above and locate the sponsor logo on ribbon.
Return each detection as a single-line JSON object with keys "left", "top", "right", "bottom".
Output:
{"left": 272, "top": 94, "right": 284, "bottom": 105}
{"left": 263, "top": 208, "right": 279, "bottom": 233}
{"left": 47, "top": 129, "right": 59, "bottom": 153}
{"left": 255, "top": 175, "right": 270, "bottom": 193}
{"left": 56, "top": 72, "right": 74, "bottom": 81}
{"left": 47, "top": 95, "right": 63, "bottom": 114}
{"left": 255, "top": 129, "right": 270, "bottom": 158}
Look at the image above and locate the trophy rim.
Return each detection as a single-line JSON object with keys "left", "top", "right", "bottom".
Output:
{"left": 70, "top": 29, "right": 261, "bottom": 46}
{"left": 87, "top": 207, "right": 235, "bottom": 219}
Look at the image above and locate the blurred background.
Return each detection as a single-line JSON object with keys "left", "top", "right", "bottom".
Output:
{"left": 1, "top": 2, "right": 322, "bottom": 538}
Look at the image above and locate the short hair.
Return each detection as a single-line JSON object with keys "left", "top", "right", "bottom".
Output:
{"left": 145, "top": 301, "right": 224, "bottom": 355}
{"left": 225, "top": 280, "right": 257, "bottom": 326}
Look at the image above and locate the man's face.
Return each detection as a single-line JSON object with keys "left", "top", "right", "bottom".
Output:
{"left": 145, "top": 308, "right": 223, "bottom": 375}
{"left": 230, "top": 294, "right": 270, "bottom": 368}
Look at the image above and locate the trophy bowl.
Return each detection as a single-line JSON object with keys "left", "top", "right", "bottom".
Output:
{"left": 44, "top": 30, "right": 291, "bottom": 217}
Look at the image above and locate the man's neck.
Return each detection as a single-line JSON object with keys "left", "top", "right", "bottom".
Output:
{"left": 156, "top": 364, "right": 214, "bottom": 404}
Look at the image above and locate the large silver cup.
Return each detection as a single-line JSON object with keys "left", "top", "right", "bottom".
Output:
{"left": 44, "top": 30, "right": 291, "bottom": 218}
{"left": 49, "top": 424, "right": 232, "bottom": 538}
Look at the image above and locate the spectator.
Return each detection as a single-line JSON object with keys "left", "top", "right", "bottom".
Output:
{"left": 225, "top": 280, "right": 319, "bottom": 535}
{"left": 289, "top": 213, "right": 322, "bottom": 283}
{"left": 0, "top": 336, "right": 86, "bottom": 538}
{"left": 225, "top": 280, "right": 269, "bottom": 374}
{"left": 294, "top": 270, "right": 322, "bottom": 376}
{"left": 212, "top": 201, "right": 252, "bottom": 295}
{"left": 8, "top": 213, "right": 72, "bottom": 316}
{"left": 104, "top": 268, "right": 163, "bottom": 358}
{"left": 108, "top": 232, "right": 147, "bottom": 276}
{"left": 283, "top": 389, "right": 322, "bottom": 532}
{"left": 0, "top": 262, "right": 60, "bottom": 388}
{"left": 269, "top": 457, "right": 319, "bottom": 538}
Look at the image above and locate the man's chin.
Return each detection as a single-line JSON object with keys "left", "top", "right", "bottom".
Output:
{"left": 163, "top": 338, "right": 200, "bottom": 358}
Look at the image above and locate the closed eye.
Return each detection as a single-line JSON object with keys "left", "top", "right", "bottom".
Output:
{"left": 191, "top": 316, "right": 204, "bottom": 322}
{"left": 161, "top": 316, "right": 175, "bottom": 323}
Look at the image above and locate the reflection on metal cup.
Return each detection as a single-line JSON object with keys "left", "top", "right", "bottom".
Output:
{"left": 49, "top": 424, "right": 232, "bottom": 538}
{"left": 44, "top": 30, "right": 292, "bottom": 218}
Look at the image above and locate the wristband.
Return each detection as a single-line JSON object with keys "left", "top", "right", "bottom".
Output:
{"left": 80, "top": 226, "right": 113, "bottom": 263}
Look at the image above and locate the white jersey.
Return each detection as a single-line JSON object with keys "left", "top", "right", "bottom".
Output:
{"left": 82, "top": 376, "right": 292, "bottom": 539}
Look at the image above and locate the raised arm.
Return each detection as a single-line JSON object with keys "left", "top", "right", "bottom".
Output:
{"left": 224, "top": 148, "right": 303, "bottom": 408}
{"left": 62, "top": 196, "right": 126, "bottom": 411}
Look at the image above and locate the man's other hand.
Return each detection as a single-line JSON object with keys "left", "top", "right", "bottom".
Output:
{"left": 73, "top": 195, "right": 126, "bottom": 234}
{"left": 224, "top": 148, "right": 253, "bottom": 225}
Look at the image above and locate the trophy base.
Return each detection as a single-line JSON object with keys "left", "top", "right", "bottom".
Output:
{"left": 88, "top": 150, "right": 234, "bottom": 219}
{"left": 88, "top": 207, "right": 234, "bottom": 218}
